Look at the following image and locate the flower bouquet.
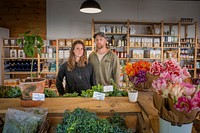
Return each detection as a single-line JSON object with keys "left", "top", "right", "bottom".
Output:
{"left": 125, "top": 60, "right": 151, "bottom": 91}
{"left": 150, "top": 58, "right": 200, "bottom": 132}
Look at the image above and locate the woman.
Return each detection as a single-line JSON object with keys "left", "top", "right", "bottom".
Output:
{"left": 56, "top": 40, "right": 96, "bottom": 95}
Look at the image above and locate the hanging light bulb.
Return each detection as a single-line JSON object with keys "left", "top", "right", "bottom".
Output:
{"left": 80, "top": 0, "right": 101, "bottom": 14}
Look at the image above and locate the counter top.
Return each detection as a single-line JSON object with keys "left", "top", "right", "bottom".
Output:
{"left": 0, "top": 97, "right": 141, "bottom": 115}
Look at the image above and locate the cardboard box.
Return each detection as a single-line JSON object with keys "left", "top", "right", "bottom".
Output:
{"left": 58, "top": 39, "right": 65, "bottom": 46}
{"left": 132, "top": 50, "right": 144, "bottom": 58}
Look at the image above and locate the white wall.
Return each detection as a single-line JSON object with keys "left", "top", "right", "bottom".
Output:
{"left": 0, "top": 27, "right": 9, "bottom": 85}
{"left": 47, "top": 0, "right": 200, "bottom": 39}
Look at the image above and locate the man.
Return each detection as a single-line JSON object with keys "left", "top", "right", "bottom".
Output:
{"left": 89, "top": 32, "right": 121, "bottom": 85}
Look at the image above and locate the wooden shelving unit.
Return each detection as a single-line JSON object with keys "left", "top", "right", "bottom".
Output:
{"left": 92, "top": 19, "right": 198, "bottom": 77}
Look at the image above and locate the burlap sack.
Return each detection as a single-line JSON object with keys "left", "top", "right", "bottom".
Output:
{"left": 153, "top": 92, "right": 199, "bottom": 125}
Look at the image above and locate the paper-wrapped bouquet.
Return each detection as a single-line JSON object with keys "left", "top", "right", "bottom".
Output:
{"left": 149, "top": 58, "right": 200, "bottom": 124}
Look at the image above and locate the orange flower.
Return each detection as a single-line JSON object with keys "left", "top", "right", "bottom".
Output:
{"left": 125, "top": 60, "right": 151, "bottom": 77}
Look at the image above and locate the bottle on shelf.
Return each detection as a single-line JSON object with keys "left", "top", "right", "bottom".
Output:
{"left": 111, "top": 36, "right": 115, "bottom": 46}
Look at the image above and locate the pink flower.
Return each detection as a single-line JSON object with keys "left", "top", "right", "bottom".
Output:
{"left": 181, "top": 82, "right": 196, "bottom": 96}
{"left": 180, "top": 67, "right": 191, "bottom": 79}
{"left": 149, "top": 61, "right": 163, "bottom": 75}
{"left": 152, "top": 78, "right": 167, "bottom": 95}
{"left": 191, "top": 91, "right": 200, "bottom": 108}
{"left": 164, "top": 59, "right": 181, "bottom": 76}
{"left": 160, "top": 72, "right": 171, "bottom": 80}
{"left": 175, "top": 97, "right": 194, "bottom": 113}
{"left": 169, "top": 83, "right": 184, "bottom": 102}
{"left": 173, "top": 76, "right": 183, "bottom": 84}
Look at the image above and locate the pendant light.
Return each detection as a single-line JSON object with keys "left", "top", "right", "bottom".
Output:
{"left": 80, "top": 0, "right": 101, "bottom": 14}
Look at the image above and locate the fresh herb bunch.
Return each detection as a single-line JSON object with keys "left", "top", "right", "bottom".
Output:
{"left": 44, "top": 88, "right": 57, "bottom": 97}
{"left": 0, "top": 86, "right": 21, "bottom": 98}
{"left": 56, "top": 108, "right": 132, "bottom": 133}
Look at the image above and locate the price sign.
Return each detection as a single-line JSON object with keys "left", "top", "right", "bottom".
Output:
{"left": 93, "top": 91, "right": 105, "bottom": 101}
{"left": 103, "top": 85, "right": 113, "bottom": 92}
{"left": 32, "top": 93, "right": 45, "bottom": 101}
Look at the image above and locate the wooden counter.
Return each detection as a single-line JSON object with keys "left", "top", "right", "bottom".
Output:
{"left": 138, "top": 92, "right": 159, "bottom": 133}
{"left": 0, "top": 97, "right": 141, "bottom": 132}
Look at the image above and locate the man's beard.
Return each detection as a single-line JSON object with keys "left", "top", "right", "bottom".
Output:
{"left": 96, "top": 44, "right": 103, "bottom": 49}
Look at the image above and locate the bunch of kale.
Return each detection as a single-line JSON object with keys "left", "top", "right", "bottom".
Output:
{"left": 56, "top": 108, "right": 132, "bottom": 133}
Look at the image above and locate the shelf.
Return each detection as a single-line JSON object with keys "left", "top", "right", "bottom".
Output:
{"left": 94, "top": 21, "right": 127, "bottom": 25}
{"left": 3, "top": 46, "right": 19, "bottom": 48}
{"left": 180, "top": 22, "right": 196, "bottom": 26}
{"left": 180, "top": 47, "right": 195, "bottom": 49}
{"left": 130, "top": 47, "right": 161, "bottom": 49}
{"left": 180, "top": 59, "right": 195, "bottom": 61}
{"left": 109, "top": 46, "right": 127, "bottom": 48}
{"left": 40, "top": 58, "right": 56, "bottom": 60}
{"left": 39, "top": 72, "right": 57, "bottom": 74}
{"left": 180, "top": 42, "right": 195, "bottom": 44}
{"left": 5, "top": 72, "right": 37, "bottom": 74}
{"left": 59, "top": 58, "right": 68, "bottom": 60}
{"left": 188, "top": 69, "right": 195, "bottom": 70}
{"left": 163, "top": 47, "right": 179, "bottom": 49}
{"left": 130, "top": 34, "right": 161, "bottom": 37}
{"left": 130, "top": 21, "right": 161, "bottom": 25}
{"left": 163, "top": 35, "right": 179, "bottom": 37}
{"left": 130, "top": 58, "right": 161, "bottom": 60}
{"left": 163, "top": 22, "right": 179, "bottom": 26}
{"left": 4, "top": 58, "right": 38, "bottom": 60}
{"left": 105, "top": 33, "right": 127, "bottom": 35}
{"left": 58, "top": 46, "right": 71, "bottom": 48}
{"left": 163, "top": 42, "right": 179, "bottom": 43}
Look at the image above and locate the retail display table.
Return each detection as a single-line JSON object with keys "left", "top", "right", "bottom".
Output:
{"left": 0, "top": 97, "right": 141, "bottom": 132}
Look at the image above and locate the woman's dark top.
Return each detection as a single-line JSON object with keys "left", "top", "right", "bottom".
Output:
{"left": 56, "top": 62, "right": 96, "bottom": 95}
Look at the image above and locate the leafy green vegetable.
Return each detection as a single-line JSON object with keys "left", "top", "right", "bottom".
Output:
{"left": 5, "top": 86, "right": 22, "bottom": 98}
{"left": 56, "top": 108, "right": 132, "bottom": 133}
{"left": 81, "top": 84, "right": 128, "bottom": 97}
{"left": 0, "top": 86, "right": 21, "bottom": 98}
{"left": 44, "top": 88, "right": 57, "bottom": 97}
{"left": 63, "top": 92, "right": 79, "bottom": 97}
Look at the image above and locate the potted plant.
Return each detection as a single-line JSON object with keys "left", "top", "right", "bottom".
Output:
{"left": 17, "top": 30, "right": 45, "bottom": 107}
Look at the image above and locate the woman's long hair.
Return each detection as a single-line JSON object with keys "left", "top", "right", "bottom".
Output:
{"left": 67, "top": 40, "right": 88, "bottom": 71}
